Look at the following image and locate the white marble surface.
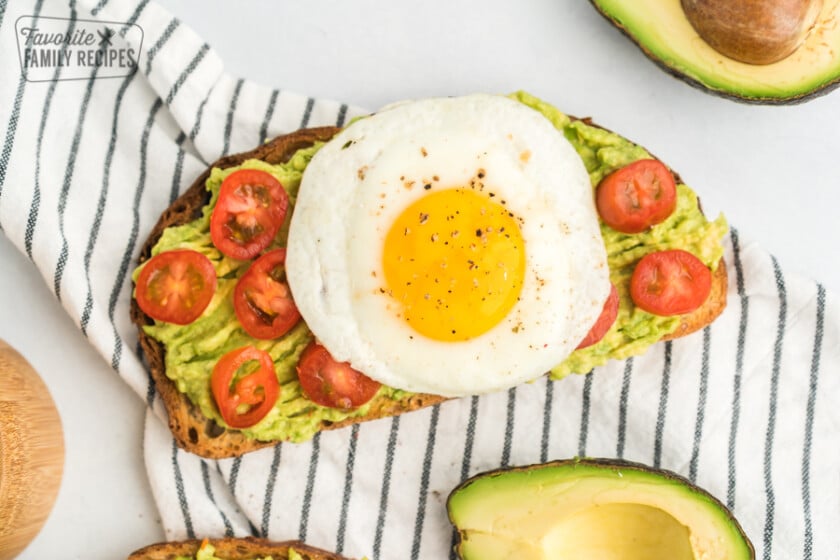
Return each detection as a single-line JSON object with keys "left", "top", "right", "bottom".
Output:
{"left": 6, "top": 0, "right": 840, "bottom": 558}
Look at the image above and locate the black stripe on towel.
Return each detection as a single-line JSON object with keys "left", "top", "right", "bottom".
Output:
{"left": 689, "top": 327, "right": 712, "bottom": 482}
{"left": 90, "top": 0, "right": 109, "bottom": 16}
{"left": 0, "top": 0, "right": 44, "bottom": 202}
{"left": 0, "top": 0, "right": 9, "bottom": 32}
{"left": 121, "top": 0, "right": 148, "bottom": 36}
{"left": 460, "top": 397, "right": 479, "bottom": 480}
{"left": 25, "top": 9, "right": 77, "bottom": 259}
{"left": 762, "top": 256, "right": 787, "bottom": 560}
{"left": 336, "top": 104, "right": 349, "bottom": 128}
{"left": 188, "top": 84, "right": 216, "bottom": 144}
{"left": 145, "top": 18, "right": 180, "bottom": 75}
{"left": 577, "top": 372, "right": 594, "bottom": 457}
{"left": 298, "top": 433, "right": 321, "bottom": 541}
{"left": 54, "top": 69, "right": 99, "bottom": 301}
{"left": 335, "top": 424, "right": 360, "bottom": 554}
{"left": 201, "top": 461, "right": 234, "bottom": 536}
{"left": 540, "top": 378, "right": 554, "bottom": 463}
{"left": 169, "top": 132, "right": 187, "bottom": 204}
{"left": 109, "top": 98, "right": 163, "bottom": 371}
{"left": 172, "top": 439, "right": 195, "bottom": 538}
{"left": 802, "top": 284, "right": 825, "bottom": 560}
{"left": 727, "top": 227, "right": 748, "bottom": 510}
{"left": 220, "top": 456, "right": 258, "bottom": 537}
{"left": 258, "top": 90, "right": 279, "bottom": 145}
{"left": 79, "top": 72, "right": 137, "bottom": 336}
{"left": 615, "top": 358, "right": 634, "bottom": 458}
{"left": 222, "top": 78, "right": 244, "bottom": 156}
{"left": 300, "top": 98, "right": 315, "bottom": 128}
{"left": 653, "top": 342, "right": 673, "bottom": 469}
{"left": 261, "top": 444, "right": 283, "bottom": 537}
{"left": 449, "top": 396, "right": 479, "bottom": 560}
{"left": 500, "top": 387, "right": 516, "bottom": 467}
{"left": 165, "top": 43, "right": 210, "bottom": 106}
{"left": 411, "top": 405, "right": 441, "bottom": 560}
{"left": 373, "top": 416, "right": 400, "bottom": 560}
{"left": 229, "top": 456, "right": 242, "bottom": 497}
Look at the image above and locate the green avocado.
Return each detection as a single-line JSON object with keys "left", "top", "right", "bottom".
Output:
{"left": 589, "top": 0, "right": 840, "bottom": 103}
{"left": 447, "top": 459, "right": 755, "bottom": 560}
{"left": 135, "top": 93, "right": 726, "bottom": 443}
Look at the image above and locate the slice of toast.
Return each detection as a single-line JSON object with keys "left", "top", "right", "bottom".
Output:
{"left": 127, "top": 537, "right": 354, "bottom": 560}
{"left": 130, "top": 127, "right": 448, "bottom": 458}
{"left": 131, "top": 123, "right": 726, "bottom": 459}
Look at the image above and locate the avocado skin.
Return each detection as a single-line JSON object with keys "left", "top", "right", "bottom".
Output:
{"left": 588, "top": 0, "right": 840, "bottom": 105}
{"left": 447, "top": 457, "right": 755, "bottom": 560}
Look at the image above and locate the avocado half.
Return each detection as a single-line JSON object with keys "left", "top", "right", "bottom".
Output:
{"left": 589, "top": 0, "right": 840, "bottom": 103}
{"left": 447, "top": 458, "right": 754, "bottom": 560}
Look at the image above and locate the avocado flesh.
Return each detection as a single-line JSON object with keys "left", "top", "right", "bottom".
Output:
{"left": 448, "top": 460, "right": 754, "bottom": 560}
{"left": 590, "top": 0, "right": 840, "bottom": 102}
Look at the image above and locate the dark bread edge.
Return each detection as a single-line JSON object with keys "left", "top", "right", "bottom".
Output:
{"left": 132, "top": 122, "right": 725, "bottom": 459}
{"left": 127, "top": 537, "right": 355, "bottom": 560}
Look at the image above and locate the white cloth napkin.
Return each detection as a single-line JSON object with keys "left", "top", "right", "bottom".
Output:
{"left": 2, "top": 0, "right": 838, "bottom": 558}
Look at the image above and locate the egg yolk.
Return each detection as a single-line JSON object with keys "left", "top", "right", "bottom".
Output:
{"left": 382, "top": 188, "right": 525, "bottom": 341}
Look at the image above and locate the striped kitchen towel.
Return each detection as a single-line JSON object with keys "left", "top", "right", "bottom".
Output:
{"left": 1, "top": 0, "right": 838, "bottom": 559}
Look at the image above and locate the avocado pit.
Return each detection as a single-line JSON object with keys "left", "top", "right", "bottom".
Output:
{"left": 681, "top": 0, "right": 823, "bottom": 64}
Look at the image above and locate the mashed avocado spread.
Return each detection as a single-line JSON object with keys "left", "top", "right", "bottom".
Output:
{"left": 136, "top": 92, "right": 727, "bottom": 443}
{"left": 175, "top": 541, "right": 284, "bottom": 560}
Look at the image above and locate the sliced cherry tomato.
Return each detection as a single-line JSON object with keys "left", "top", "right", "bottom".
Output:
{"left": 296, "top": 342, "right": 381, "bottom": 409}
{"left": 596, "top": 159, "right": 677, "bottom": 234}
{"left": 135, "top": 249, "right": 216, "bottom": 325}
{"left": 577, "top": 283, "right": 620, "bottom": 349}
{"left": 211, "top": 346, "right": 280, "bottom": 429}
{"left": 630, "top": 249, "right": 712, "bottom": 316}
{"left": 210, "top": 169, "right": 289, "bottom": 260}
{"left": 233, "top": 249, "right": 300, "bottom": 340}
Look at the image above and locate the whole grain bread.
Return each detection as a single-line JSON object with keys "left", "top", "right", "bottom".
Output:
{"left": 131, "top": 123, "right": 726, "bottom": 459}
{"left": 127, "top": 537, "right": 354, "bottom": 560}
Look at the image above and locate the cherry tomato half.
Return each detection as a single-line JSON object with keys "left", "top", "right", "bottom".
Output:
{"left": 577, "top": 283, "right": 619, "bottom": 349}
{"left": 630, "top": 249, "right": 712, "bottom": 316}
{"left": 233, "top": 249, "right": 301, "bottom": 340}
{"left": 135, "top": 249, "right": 217, "bottom": 325}
{"left": 211, "top": 346, "right": 280, "bottom": 429}
{"left": 296, "top": 342, "right": 381, "bottom": 409}
{"left": 596, "top": 159, "right": 677, "bottom": 234}
{"left": 210, "top": 169, "right": 289, "bottom": 260}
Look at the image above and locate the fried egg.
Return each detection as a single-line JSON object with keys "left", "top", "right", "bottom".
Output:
{"left": 286, "top": 94, "right": 609, "bottom": 397}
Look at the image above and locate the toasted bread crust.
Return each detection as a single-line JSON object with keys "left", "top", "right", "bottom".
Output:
{"left": 132, "top": 123, "right": 726, "bottom": 459}
{"left": 127, "top": 537, "right": 354, "bottom": 560}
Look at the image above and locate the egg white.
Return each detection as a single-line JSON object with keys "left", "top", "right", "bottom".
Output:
{"left": 286, "top": 94, "right": 609, "bottom": 397}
